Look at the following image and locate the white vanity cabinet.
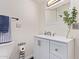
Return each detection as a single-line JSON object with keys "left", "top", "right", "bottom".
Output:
{"left": 34, "top": 35, "right": 74, "bottom": 59}
{"left": 34, "top": 37, "right": 49, "bottom": 59}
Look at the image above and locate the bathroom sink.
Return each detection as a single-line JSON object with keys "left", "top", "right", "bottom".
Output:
{"left": 35, "top": 35, "right": 73, "bottom": 43}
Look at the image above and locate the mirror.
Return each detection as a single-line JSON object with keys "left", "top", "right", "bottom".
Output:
{"left": 45, "top": 3, "right": 70, "bottom": 25}
{"left": 45, "top": 1, "right": 70, "bottom": 36}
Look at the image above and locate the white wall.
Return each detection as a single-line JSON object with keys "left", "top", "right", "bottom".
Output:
{"left": 0, "top": 0, "right": 44, "bottom": 59}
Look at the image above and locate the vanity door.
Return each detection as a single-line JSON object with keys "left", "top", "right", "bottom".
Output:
{"left": 34, "top": 37, "right": 49, "bottom": 59}
{"left": 50, "top": 41, "right": 67, "bottom": 59}
{"left": 50, "top": 53, "right": 62, "bottom": 59}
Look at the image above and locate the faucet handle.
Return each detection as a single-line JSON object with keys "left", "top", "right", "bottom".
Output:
{"left": 44, "top": 31, "right": 51, "bottom": 36}
{"left": 52, "top": 33, "right": 56, "bottom": 36}
{"left": 47, "top": 32, "right": 51, "bottom": 36}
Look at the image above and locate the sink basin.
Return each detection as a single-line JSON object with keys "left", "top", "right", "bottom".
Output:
{"left": 35, "top": 35, "right": 73, "bottom": 43}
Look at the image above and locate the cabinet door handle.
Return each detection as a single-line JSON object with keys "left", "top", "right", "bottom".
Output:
{"left": 38, "top": 40, "right": 41, "bottom": 46}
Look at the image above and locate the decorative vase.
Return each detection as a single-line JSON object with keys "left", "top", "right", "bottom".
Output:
{"left": 66, "top": 25, "right": 72, "bottom": 38}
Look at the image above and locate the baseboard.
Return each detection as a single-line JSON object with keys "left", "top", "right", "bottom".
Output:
{"left": 29, "top": 57, "right": 34, "bottom": 59}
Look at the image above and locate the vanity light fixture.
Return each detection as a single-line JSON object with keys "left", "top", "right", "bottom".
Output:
{"left": 47, "top": 0, "right": 61, "bottom": 7}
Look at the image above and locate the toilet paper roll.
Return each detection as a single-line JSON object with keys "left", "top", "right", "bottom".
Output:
{"left": 19, "top": 45, "right": 25, "bottom": 51}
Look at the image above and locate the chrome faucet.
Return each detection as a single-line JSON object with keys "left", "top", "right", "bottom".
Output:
{"left": 52, "top": 33, "right": 56, "bottom": 36}
{"left": 44, "top": 31, "right": 51, "bottom": 36}
{"left": 44, "top": 31, "right": 56, "bottom": 36}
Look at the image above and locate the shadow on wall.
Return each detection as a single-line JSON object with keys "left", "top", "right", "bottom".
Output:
{"left": 75, "top": 38, "right": 79, "bottom": 59}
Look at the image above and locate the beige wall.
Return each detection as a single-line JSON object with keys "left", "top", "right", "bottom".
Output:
{"left": 0, "top": 0, "right": 44, "bottom": 59}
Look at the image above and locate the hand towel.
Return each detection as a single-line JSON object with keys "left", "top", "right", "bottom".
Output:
{"left": 0, "top": 15, "right": 9, "bottom": 33}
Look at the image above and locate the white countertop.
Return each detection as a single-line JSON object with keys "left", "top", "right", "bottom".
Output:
{"left": 35, "top": 35, "right": 74, "bottom": 43}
